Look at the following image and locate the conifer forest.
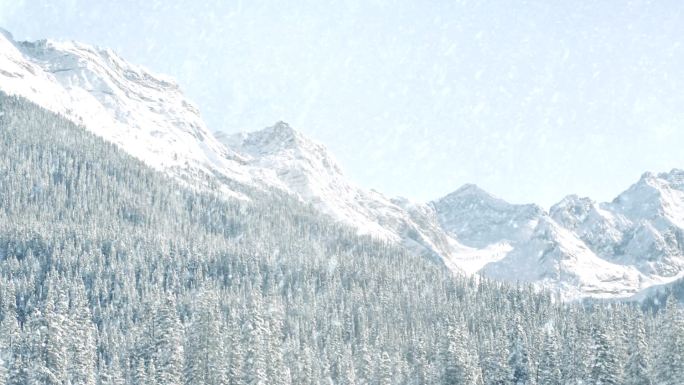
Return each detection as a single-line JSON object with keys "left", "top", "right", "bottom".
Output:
{"left": 1, "top": 93, "right": 683, "bottom": 385}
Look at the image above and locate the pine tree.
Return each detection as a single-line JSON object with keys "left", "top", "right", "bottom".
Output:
{"left": 0, "top": 283, "right": 19, "bottom": 352}
{"left": 590, "top": 323, "right": 620, "bottom": 385}
{"left": 132, "top": 358, "right": 147, "bottom": 385}
{"left": 28, "top": 305, "right": 67, "bottom": 385}
{"left": 98, "top": 355, "right": 124, "bottom": 385}
{"left": 442, "top": 322, "right": 481, "bottom": 385}
{"left": 148, "top": 360, "right": 158, "bottom": 385}
{"left": 378, "top": 351, "right": 393, "bottom": 385}
{"left": 153, "top": 296, "right": 184, "bottom": 385}
{"left": 298, "top": 345, "right": 314, "bottom": 385}
{"left": 265, "top": 302, "right": 287, "bottom": 385}
{"left": 0, "top": 302, "right": 20, "bottom": 385}
{"left": 228, "top": 337, "right": 244, "bottom": 385}
{"left": 356, "top": 342, "right": 373, "bottom": 385}
{"left": 6, "top": 348, "right": 28, "bottom": 385}
{"left": 654, "top": 296, "right": 684, "bottom": 385}
{"left": 537, "top": 330, "right": 561, "bottom": 385}
{"left": 624, "top": 315, "right": 651, "bottom": 385}
{"left": 244, "top": 294, "right": 268, "bottom": 385}
{"left": 481, "top": 339, "right": 508, "bottom": 385}
{"left": 339, "top": 347, "right": 356, "bottom": 385}
{"left": 559, "top": 314, "right": 591, "bottom": 385}
{"left": 508, "top": 321, "right": 531, "bottom": 385}
{"left": 69, "top": 282, "right": 97, "bottom": 385}
{"left": 186, "top": 292, "right": 230, "bottom": 385}
{"left": 0, "top": 356, "right": 7, "bottom": 385}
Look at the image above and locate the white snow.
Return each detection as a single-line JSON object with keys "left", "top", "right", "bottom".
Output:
{"left": 219, "top": 122, "right": 464, "bottom": 271}
{"left": 435, "top": 170, "right": 684, "bottom": 300}
{"left": 0, "top": 32, "right": 252, "bottom": 199}
{"left": 4, "top": 30, "right": 684, "bottom": 301}
{"left": 0, "top": 31, "right": 465, "bottom": 273}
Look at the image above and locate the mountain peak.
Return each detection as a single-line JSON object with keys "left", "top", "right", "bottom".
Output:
{"left": 271, "top": 120, "right": 296, "bottom": 134}
{"left": 640, "top": 171, "right": 657, "bottom": 181}
{"left": 551, "top": 194, "right": 594, "bottom": 213}
{"left": 0, "top": 28, "right": 250, "bottom": 189}
{"left": 224, "top": 121, "right": 329, "bottom": 160}
{"left": 433, "top": 185, "right": 543, "bottom": 248}
{"left": 450, "top": 183, "right": 492, "bottom": 197}
{"left": 17, "top": 38, "right": 181, "bottom": 92}
{"left": 659, "top": 168, "right": 684, "bottom": 188}
{"left": 436, "top": 183, "right": 542, "bottom": 214}
{"left": 260, "top": 121, "right": 304, "bottom": 146}
{"left": 636, "top": 169, "right": 684, "bottom": 188}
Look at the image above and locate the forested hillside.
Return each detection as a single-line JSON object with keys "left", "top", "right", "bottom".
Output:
{"left": 1, "top": 92, "right": 683, "bottom": 384}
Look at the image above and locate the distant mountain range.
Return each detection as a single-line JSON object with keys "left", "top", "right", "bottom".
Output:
{"left": 2, "top": 28, "right": 683, "bottom": 300}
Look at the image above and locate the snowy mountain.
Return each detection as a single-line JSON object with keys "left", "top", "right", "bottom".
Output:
{"left": 0, "top": 29, "right": 462, "bottom": 272}
{"left": 481, "top": 216, "right": 643, "bottom": 300}
{"left": 217, "top": 122, "right": 462, "bottom": 270}
{"left": 4, "top": 28, "right": 684, "bottom": 300}
{"left": 0, "top": 28, "right": 251, "bottom": 199}
{"left": 432, "top": 184, "right": 543, "bottom": 248}
{"left": 433, "top": 170, "right": 684, "bottom": 300}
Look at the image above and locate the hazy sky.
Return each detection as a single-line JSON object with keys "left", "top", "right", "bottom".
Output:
{"left": 2, "top": 0, "right": 683, "bottom": 207}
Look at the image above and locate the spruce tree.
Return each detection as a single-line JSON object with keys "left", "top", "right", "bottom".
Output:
{"left": 152, "top": 296, "right": 184, "bottom": 385}
{"left": 624, "top": 315, "right": 651, "bottom": 385}
{"left": 537, "top": 330, "right": 561, "bottom": 385}
{"left": 589, "top": 323, "right": 620, "bottom": 385}
{"left": 508, "top": 321, "right": 531, "bottom": 385}
{"left": 654, "top": 296, "right": 684, "bottom": 385}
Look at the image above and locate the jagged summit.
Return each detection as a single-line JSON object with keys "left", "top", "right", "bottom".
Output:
{"left": 629, "top": 168, "right": 684, "bottom": 196}
{"left": 0, "top": 29, "right": 252, "bottom": 198}
{"left": 552, "top": 194, "right": 593, "bottom": 208}
{"left": 449, "top": 183, "right": 491, "bottom": 196}
{"left": 268, "top": 120, "right": 300, "bottom": 138}
{"left": 25, "top": 38, "right": 180, "bottom": 92}
{"left": 550, "top": 195, "right": 597, "bottom": 226}
{"left": 638, "top": 168, "right": 683, "bottom": 182}
{"left": 609, "top": 168, "right": 684, "bottom": 229}
{"left": 225, "top": 121, "right": 333, "bottom": 161}
{"left": 216, "top": 122, "right": 463, "bottom": 266}
{"left": 656, "top": 168, "right": 684, "bottom": 189}
{"left": 437, "top": 183, "right": 543, "bottom": 213}
{"left": 433, "top": 184, "right": 543, "bottom": 248}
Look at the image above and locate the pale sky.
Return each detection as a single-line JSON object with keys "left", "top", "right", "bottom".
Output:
{"left": 2, "top": 0, "right": 683, "bottom": 208}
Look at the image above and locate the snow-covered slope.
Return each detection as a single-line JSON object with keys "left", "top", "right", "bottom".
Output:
{"left": 432, "top": 184, "right": 543, "bottom": 248}
{"left": 434, "top": 170, "right": 684, "bottom": 300}
{"left": 609, "top": 171, "right": 684, "bottom": 229}
{"left": 481, "top": 217, "right": 644, "bottom": 300}
{"left": 0, "top": 28, "right": 251, "bottom": 199}
{"left": 218, "top": 122, "right": 463, "bottom": 269}
{"left": 549, "top": 195, "right": 629, "bottom": 260}
{"left": 0, "top": 29, "right": 466, "bottom": 272}
{"left": 604, "top": 171, "right": 684, "bottom": 275}
{"left": 0, "top": 29, "right": 76, "bottom": 117}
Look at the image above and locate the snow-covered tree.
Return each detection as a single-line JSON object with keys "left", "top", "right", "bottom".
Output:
{"left": 654, "top": 296, "right": 684, "bottom": 385}
{"left": 152, "top": 296, "right": 184, "bottom": 385}
{"left": 624, "top": 315, "right": 651, "bottom": 385}
{"left": 0, "top": 92, "right": 676, "bottom": 385}
{"left": 508, "top": 320, "right": 531, "bottom": 385}
{"left": 590, "top": 323, "right": 620, "bottom": 385}
{"left": 537, "top": 329, "right": 561, "bottom": 385}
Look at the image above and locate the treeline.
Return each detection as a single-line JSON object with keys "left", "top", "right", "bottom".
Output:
{"left": 0, "top": 93, "right": 683, "bottom": 385}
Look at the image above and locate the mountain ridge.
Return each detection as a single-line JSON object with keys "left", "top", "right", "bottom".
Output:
{"left": 3, "top": 29, "right": 684, "bottom": 300}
